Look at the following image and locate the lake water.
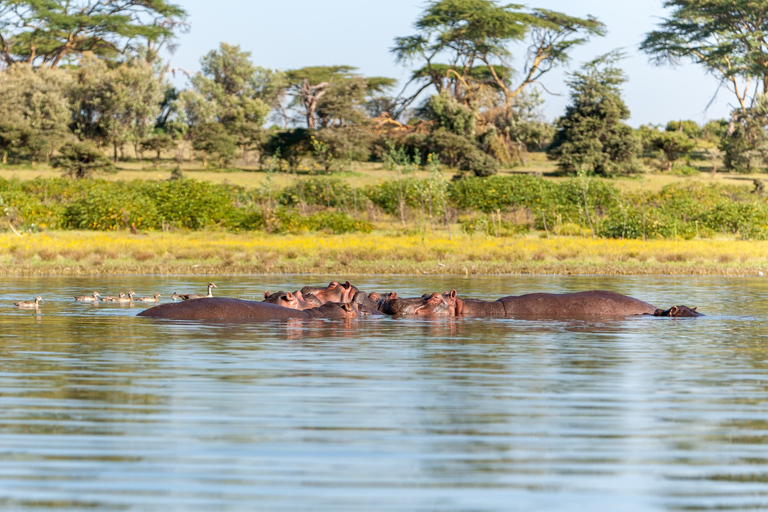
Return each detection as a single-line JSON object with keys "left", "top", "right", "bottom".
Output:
{"left": 2, "top": 275, "right": 768, "bottom": 511}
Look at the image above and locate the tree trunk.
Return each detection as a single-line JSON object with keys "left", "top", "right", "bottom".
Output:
{"left": 301, "top": 78, "right": 329, "bottom": 130}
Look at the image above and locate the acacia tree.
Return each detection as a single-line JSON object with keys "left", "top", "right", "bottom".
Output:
{"left": 547, "top": 53, "right": 640, "bottom": 176}
{"left": 641, "top": 1, "right": 768, "bottom": 171}
{"left": 284, "top": 66, "right": 395, "bottom": 130}
{"left": 641, "top": 0, "right": 768, "bottom": 112}
{"left": 392, "top": 0, "right": 604, "bottom": 115}
{"left": 0, "top": 0, "right": 188, "bottom": 67}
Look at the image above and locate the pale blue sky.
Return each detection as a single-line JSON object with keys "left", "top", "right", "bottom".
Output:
{"left": 167, "top": 0, "right": 733, "bottom": 127}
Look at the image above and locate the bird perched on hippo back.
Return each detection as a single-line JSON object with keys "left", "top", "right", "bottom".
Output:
{"left": 179, "top": 283, "right": 217, "bottom": 300}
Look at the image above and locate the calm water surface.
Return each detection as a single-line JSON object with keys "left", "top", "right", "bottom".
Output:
{"left": 2, "top": 275, "right": 768, "bottom": 511}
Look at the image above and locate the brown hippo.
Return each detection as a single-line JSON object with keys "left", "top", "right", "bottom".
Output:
{"left": 301, "top": 281, "right": 358, "bottom": 305}
{"left": 378, "top": 292, "right": 453, "bottom": 316}
{"left": 137, "top": 297, "right": 357, "bottom": 322}
{"left": 263, "top": 290, "right": 322, "bottom": 310}
{"left": 383, "top": 290, "right": 702, "bottom": 319}
{"left": 351, "top": 291, "right": 387, "bottom": 316}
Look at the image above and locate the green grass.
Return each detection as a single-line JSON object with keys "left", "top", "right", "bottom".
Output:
{"left": 2, "top": 151, "right": 761, "bottom": 194}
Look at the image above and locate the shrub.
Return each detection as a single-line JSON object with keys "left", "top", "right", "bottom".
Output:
{"left": 51, "top": 142, "right": 115, "bottom": 178}
{"left": 62, "top": 182, "right": 160, "bottom": 230}
{"left": 192, "top": 123, "right": 238, "bottom": 167}
{"left": 279, "top": 177, "right": 360, "bottom": 210}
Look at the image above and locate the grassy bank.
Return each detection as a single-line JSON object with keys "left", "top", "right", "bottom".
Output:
{"left": 0, "top": 155, "right": 763, "bottom": 193}
{"left": 1, "top": 231, "right": 766, "bottom": 276}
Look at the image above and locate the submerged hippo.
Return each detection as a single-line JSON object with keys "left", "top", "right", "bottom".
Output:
{"left": 351, "top": 291, "right": 387, "bottom": 316}
{"left": 263, "top": 290, "right": 322, "bottom": 310}
{"left": 383, "top": 290, "right": 702, "bottom": 319}
{"left": 138, "top": 297, "right": 356, "bottom": 322}
{"left": 301, "top": 281, "right": 359, "bottom": 305}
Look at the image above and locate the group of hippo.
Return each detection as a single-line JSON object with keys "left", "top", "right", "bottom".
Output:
{"left": 137, "top": 280, "right": 702, "bottom": 322}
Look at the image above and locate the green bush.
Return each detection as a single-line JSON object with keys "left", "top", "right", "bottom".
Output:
{"left": 264, "top": 208, "right": 372, "bottom": 234}
{"left": 141, "top": 180, "right": 240, "bottom": 230}
{"left": 279, "top": 177, "right": 358, "bottom": 209}
{"left": 62, "top": 182, "right": 160, "bottom": 230}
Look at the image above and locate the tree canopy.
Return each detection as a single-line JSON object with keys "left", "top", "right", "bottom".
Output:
{"left": 392, "top": 0, "right": 604, "bottom": 115}
{"left": 0, "top": 0, "right": 188, "bottom": 67}
{"left": 547, "top": 52, "right": 639, "bottom": 175}
{"left": 640, "top": 0, "right": 768, "bottom": 111}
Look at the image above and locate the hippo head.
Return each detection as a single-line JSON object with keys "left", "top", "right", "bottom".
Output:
{"left": 654, "top": 305, "right": 703, "bottom": 317}
{"left": 380, "top": 290, "right": 458, "bottom": 316}
{"left": 301, "top": 281, "right": 359, "bottom": 305}
{"left": 313, "top": 301, "right": 357, "bottom": 319}
{"left": 263, "top": 290, "right": 318, "bottom": 310}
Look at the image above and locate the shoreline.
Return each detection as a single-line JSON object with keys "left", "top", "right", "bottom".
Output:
{"left": 1, "top": 231, "right": 766, "bottom": 277}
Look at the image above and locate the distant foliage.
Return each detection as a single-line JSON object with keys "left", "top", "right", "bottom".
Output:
{"left": 51, "top": 142, "right": 115, "bottom": 178}
{"left": 548, "top": 53, "right": 640, "bottom": 175}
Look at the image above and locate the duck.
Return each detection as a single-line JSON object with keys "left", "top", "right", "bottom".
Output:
{"left": 135, "top": 292, "right": 162, "bottom": 303}
{"left": 179, "top": 282, "right": 217, "bottom": 300}
{"left": 101, "top": 292, "right": 125, "bottom": 303}
{"left": 75, "top": 291, "right": 101, "bottom": 302}
{"left": 116, "top": 291, "right": 135, "bottom": 303}
{"left": 15, "top": 296, "right": 43, "bottom": 309}
{"left": 171, "top": 292, "right": 181, "bottom": 301}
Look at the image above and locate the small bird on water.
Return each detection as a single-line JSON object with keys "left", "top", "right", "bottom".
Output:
{"left": 15, "top": 296, "right": 43, "bottom": 309}
{"left": 75, "top": 291, "right": 101, "bottom": 302}
{"left": 135, "top": 292, "right": 162, "bottom": 303}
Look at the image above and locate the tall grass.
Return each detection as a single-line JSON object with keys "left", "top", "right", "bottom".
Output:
{"left": 1, "top": 231, "right": 766, "bottom": 276}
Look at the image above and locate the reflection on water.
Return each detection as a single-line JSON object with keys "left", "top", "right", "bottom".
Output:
{"left": 2, "top": 275, "right": 768, "bottom": 510}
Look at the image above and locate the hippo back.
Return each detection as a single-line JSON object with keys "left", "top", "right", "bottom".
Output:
{"left": 499, "top": 290, "right": 657, "bottom": 319}
{"left": 138, "top": 297, "right": 309, "bottom": 322}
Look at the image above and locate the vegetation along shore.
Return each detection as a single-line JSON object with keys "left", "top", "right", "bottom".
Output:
{"left": 2, "top": 231, "right": 767, "bottom": 277}
{"left": 3, "top": 1, "right": 768, "bottom": 277}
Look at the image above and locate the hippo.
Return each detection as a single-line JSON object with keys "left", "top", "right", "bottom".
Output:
{"left": 351, "top": 291, "right": 387, "bottom": 316}
{"left": 378, "top": 292, "right": 451, "bottom": 316}
{"left": 263, "top": 290, "right": 322, "bottom": 310}
{"left": 301, "top": 281, "right": 358, "bottom": 305}
{"left": 137, "top": 297, "right": 356, "bottom": 322}
{"left": 383, "top": 290, "right": 702, "bottom": 319}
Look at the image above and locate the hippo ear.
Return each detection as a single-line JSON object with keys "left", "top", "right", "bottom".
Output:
{"left": 449, "top": 289, "right": 457, "bottom": 300}
{"left": 670, "top": 306, "right": 679, "bottom": 316}
{"left": 692, "top": 307, "right": 697, "bottom": 312}
{"left": 286, "top": 292, "right": 294, "bottom": 300}
{"left": 343, "top": 281, "right": 351, "bottom": 289}
{"left": 295, "top": 290, "right": 304, "bottom": 300}
{"left": 264, "top": 291, "right": 270, "bottom": 299}
{"left": 391, "top": 292, "right": 398, "bottom": 299}
{"left": 341, "top": 302, "right": 352, "bottom": 311}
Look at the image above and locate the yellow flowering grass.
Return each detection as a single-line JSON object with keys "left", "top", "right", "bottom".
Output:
{"left": 1, "top": 230, "right": 766, "bottom": 276}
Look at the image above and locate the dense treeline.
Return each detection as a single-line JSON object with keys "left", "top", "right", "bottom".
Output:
{"left": 4, "top": 0, "right": 768, "bottom": 243}
{"left": 3, "top": 175, "right": 768, "bottom": 240}
{"left": 4, "top": 0, "right": 767, "bottom": 178}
